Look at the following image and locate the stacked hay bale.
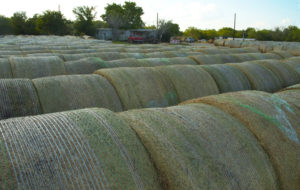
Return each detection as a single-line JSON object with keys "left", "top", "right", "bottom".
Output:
{"left": 64, "top": 57, "right": 109, "bottom": 74}
{"left": 254, "top": 60, "right": 300, "bottom": 87}
{"left": 155, "top": 65, "right": 219, "bottom": 102}
{"left": 282, "top": 57, "right": 300, "bottom": 75}
{"left": 32, "top": 74, "right": 122, "bottom": 113}
{"left": 182, "top": 91, "right": 300, "bottom": 190}
{"left": 275, "top": 84, "right": 300, "bottom": 108}
{"left": 0, "top": 108, "right": 162, "bottom": 189}
{"left": 189, "top": 53, "right": 281, "bottom": 65}
{"left": 0, "top": 79, "right": 42, "bottom": 119}
{"left": 119, "top": 104, "right": 278, "bottom": 190}
{"left": 9, "top": 56, "right": 66, "bottom": 79}
{"left": 95, "top": 67, "right": 178, "bottom": 110}
{"left": 229, "top": 62, "right": 283, "bottom": 92}
{"left": 0, "top": 59, "right": 12, "bottom": 78}
{"left": 201, "top": 64, "right": 252, "bottom": 93}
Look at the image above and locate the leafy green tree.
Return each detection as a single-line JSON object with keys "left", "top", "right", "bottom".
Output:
{"left": 25, "top": 14, "right": 40, "bottom": 35}
{"left": 217, "top": 27, "right": 234, "bottom": 38}
{"left": 122, "top": 1, "right": 144, "bottom": 29}
{"left": 0, "top": 15, "right": 13, "bottom": 35}
{"left": 283, "top": 26, "right": 300, "bottom": 42}
{"left": 101, "top": 3, "right": 125, "bottom": 40}
{"left": 161, "top": 21, "right": 180, "bottom": 42}
{"left": 10, "top": 12, "right": 27, "bottom": 34}
{"left": 183, "top": 27, "right": 201, "bottom": 40}
{"left": 73, "top": 6, "right": 96, "bottom": 36}
{"left": 36, "top": 10, "right": 71, "bottom": 35}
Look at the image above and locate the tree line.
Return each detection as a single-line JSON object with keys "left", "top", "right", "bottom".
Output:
{"left": 183, "top": 26, "right": 300, "bottom": 42}
{"left": 0, "top": 1, "right": 299, "bottom": 42}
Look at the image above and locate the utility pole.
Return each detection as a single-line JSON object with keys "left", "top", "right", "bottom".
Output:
{"left": 233, "top": 13, "right": 236, "bottom": 40}
{"left": 157, "top": 13, "right": 159, "bottom": 29}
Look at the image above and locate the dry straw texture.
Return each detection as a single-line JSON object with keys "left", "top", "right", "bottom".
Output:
{"left": 255, "top": 60, "right": 300, "bottom": 87}
{"left": 119, "top": 104, "right": 278, "bottom": 190}
{"left": 182, "top": 91, "right": 300, "bottom": 190}
{"left": 201, "top": 64, "right": 251, "bottom": 93}
{"left": 229, "top": 62, "right": 283, "bottom": 92}
{"left": 0, "top": 108, "right": 162, "bottom": 189}
{"left": 275, "top": 89, "right": 300, "bottom": 109}
{"left": 0, "top": 79, "right": 42, "bottom": 119}
{"left": 64, "top": 57, "right": 109, "bottom": 74}
{"left": 0, "top": 59, "right": 12, "bottom": 78}
{"left": 9, "top": 56, "right": 66, "bottom": 79}
{"left": 33, "top": 74, "right": 122, "bottom": 113}
{"left": 282, "top": 57, "right": 300, "bottom": 75}
{"left": 95, "top": 67, "right": 178, "bottom": 110}
{"left": 156, "top": 65, "right": 219, "bottom": 102}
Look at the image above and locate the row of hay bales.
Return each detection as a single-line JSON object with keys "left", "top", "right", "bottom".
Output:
{"left": 0, "top": 46, "right": 260, "bottom": 59}
{"left": 0, "top": 87, "right": 299, "bottom": 189}
{"left": 1, "top": 59, "right": 299, "bottom": 120}
{"left": 214, "top": 39, "right": 300, "bottom": 56}
{"left": 0, "top": 52, "right": 284, "bottom": 79}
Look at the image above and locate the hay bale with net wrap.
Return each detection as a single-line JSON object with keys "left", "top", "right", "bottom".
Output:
{"left": 255, "top": 60, "right": 300, "bottom": 87}
{"left": 182, "top": 91, "right": 300, "bottom": 190}
{"left": 201, "top": 64, "right": 251, "bottom": 93}
{"left": 0, "top": 108, "right": 162, "bottom": 189}
{"left": 229, "top": 62, "right": 283, "bottom": 92}
{"left": 95, "top": 67, "right": 178, "bottom": 110}
{"left": 33, "top": 74, "right": 122, "bottom": 113}
{"left": 282, "top": 57, "right": 300, "bottom": 75}
{"left": 0, "top": 59, "right": 12, "bottom": 78}
{"left": 0, "top": 79, "right": 42, "bottom": 120}
{"left": 275, "top": 84, "right": 300, "bottom": 108}
{"left": 119, "top": 104, "right": 278, "bottom": 190}
{"left": 64, "top": 57, "right": 109, "bottom": 74}
{"left": 9, "top": 56, "right": 66, "bottom": 79}
{"left": 155, "top": 65, "right": 219, "bottom": 102}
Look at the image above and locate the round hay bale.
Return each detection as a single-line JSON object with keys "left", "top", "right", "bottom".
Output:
{"left": 32, "top": 74, "right": 122, "bottom": 113}
{"left": 275, "top": 90, "right": 300, "bottom": 108}
{"left": 143, "top": 52, "right": 175, "bottom": 58}
{"left": 270, "top": 51, "right": 293, "bottom": 59}
{"left": 201, "top": 64, "right": 251, "bottom": 93}
{"left": 182, "top": 91, "right": 300, "bottom": 190}
{"left": 0, "top": 79, "right": 42, "bottom": 120}
{"left": 119, "top": 104, "right": 278, "bottom": 190}
{"left": 65, "top": 57, "right": 109, "bottom": 74}
{"left": 0, "top": 59, "right": 12, "bottom": 78}
{"left": 62, "top": 52, "right": 129, "bottom": 62}
{"left": 9, "top": 56, "right": 66, "bottom": 79}
{"left": 189, "top": 54, "right": 226, "bottom": 65}
{"left": 280, "top": 83, "right": 300, "bottom": 91}
{"left": 282, "top": 57, "right": 300, "bottom": 75}
{"left": 95, "top": 67, "right": 178, "bottom": 110}
{"left": 155, "top": 65, "right": 219, "bottom": 102}
{"left": 229, "top": 62, "right": 283, "bottom": 92}
{"left": 0, "top": 108, "right": 162, "bottom": 189}
{"left": 255, "top": 60, "right": 300, "bottom": 87}
{"left": 213, "top": 39, "right": 225, "bottom": 46}
{"left": 107, "top": 58, "right": 142, "bottom": 68}
{"left": 288, "top": 47, "right": 300, "bottom": 56}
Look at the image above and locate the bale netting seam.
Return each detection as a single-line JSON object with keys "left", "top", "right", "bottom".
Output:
{"left": 180, "top": 91, "right": 300, "bottom": 190}
{"left": 0, "top": 108, "right": 163, "bottom": 189}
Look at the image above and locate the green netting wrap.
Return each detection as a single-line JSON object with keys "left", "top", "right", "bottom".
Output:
{"left": 0, "top": 79, "right": 42, "bottom": 119}
{"left": 255, "top": 60, "right": 300, "bottom": 87}
{"left": 201, "top": 64, "right": 252, "bottom": 93}
{"left": 0, "top": 108, "right": 162, "bottom": 189}
{"left": 183, "top": 91, "right": 300, "bottom": 190}
{"left": 229, "top": 62, "right": 283, "bottom": 92}
{"left": 9, "top": 56, "right": 66, "bottom": 79}
{"left": 155, "top": 65, "right": 219, "bottom": 102}
{"left": 95, "top": 67, "right": 178, "bottom": 110}
{"left": 0, "top": 59, "right": 12, "bottom": 78}
{"left": 32, "top": 74, "right": 122, "bottom": 113}
{"left": 119, "top": 104, "right": 278, "bottom": 190}
{"left": 64, "top": 57, "right": 109, "bottom": 74}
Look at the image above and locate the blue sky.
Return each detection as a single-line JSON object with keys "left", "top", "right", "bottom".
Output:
{"left": 0, "top": 0, "right": 299, "bottom": 30}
